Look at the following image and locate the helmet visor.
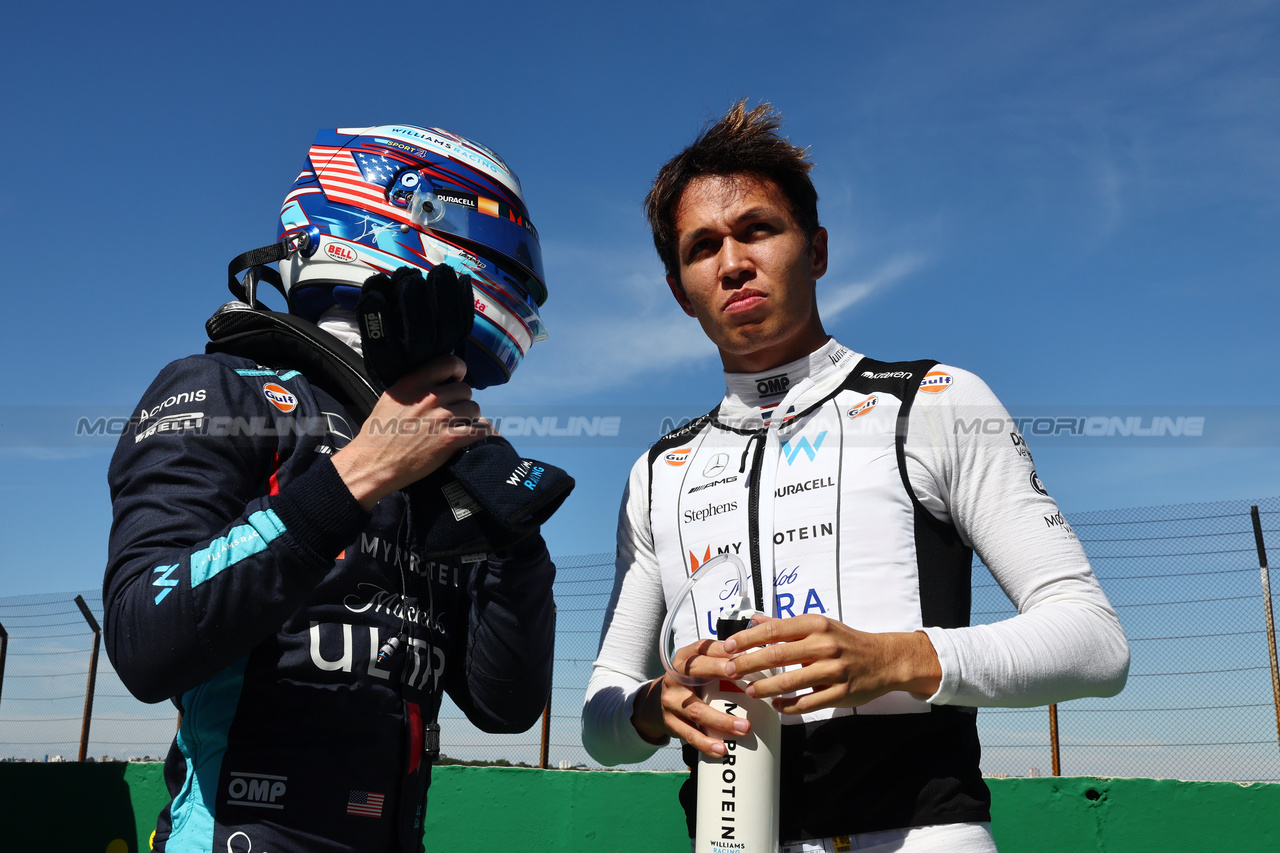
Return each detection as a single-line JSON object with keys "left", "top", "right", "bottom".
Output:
{"left": 409, "top": 185, "right": 546, "bottom": 305}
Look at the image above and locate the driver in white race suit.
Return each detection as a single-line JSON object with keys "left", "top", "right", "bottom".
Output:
{"left": 582, "top": 102, "right": 1129, "bottom": 853}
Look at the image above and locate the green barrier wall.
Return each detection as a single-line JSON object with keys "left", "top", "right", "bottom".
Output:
{"left": 2, "top": 764, "right": 1278, "bottom": 851}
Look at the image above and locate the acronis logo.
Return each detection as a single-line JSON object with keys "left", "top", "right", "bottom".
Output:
{"left": 781, "top": 431, "right": 827, "bottom": 465}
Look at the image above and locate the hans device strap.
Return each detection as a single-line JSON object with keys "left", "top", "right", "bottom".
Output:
{"left": 206, "top": 269, "right": 380, "bottom": 424}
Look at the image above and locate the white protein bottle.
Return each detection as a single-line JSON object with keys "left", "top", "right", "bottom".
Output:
{"left": 694, "top": 613, "right": 781, "bottom": 853}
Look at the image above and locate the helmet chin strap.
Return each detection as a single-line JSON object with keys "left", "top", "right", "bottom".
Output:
{"left": 226, "top": 238, "right": 295, "bottom": 307}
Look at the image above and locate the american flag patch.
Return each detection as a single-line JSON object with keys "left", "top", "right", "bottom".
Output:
{"left": 347, "top": 790, "right": 385, "bottom": 818}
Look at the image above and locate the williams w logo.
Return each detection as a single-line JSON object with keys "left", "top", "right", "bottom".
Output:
{"left": 781, "top": 431, "right": 827, "bottom": 465}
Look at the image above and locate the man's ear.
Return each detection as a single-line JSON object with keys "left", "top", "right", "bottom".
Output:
{"left": 810, "top": 227, "right": 829, "bottom": 281}
{"left": 667, "top": 275, "right": 697, "bottom": 317}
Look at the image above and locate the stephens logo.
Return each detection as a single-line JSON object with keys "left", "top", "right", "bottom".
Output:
{"left": 324, "top": 242, "right": 357, "bottom": 263}
{"left": 683, "top": 501, "right": 738, "bottom": 524}
{"left": 665, "top": 448, "right": 692, "bottom": 466}
{"left": 847, "top": 396, "right": 878, "bottom": 420}
{"left": 263, "top": 383, "right": 298, "bottom": 413}
{"left": 919, "top": 371, "right": 953, "bottom": 393}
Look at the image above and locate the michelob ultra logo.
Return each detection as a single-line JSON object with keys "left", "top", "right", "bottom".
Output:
{"left": 263, "top": 383, "right": 298, "bottom": 413}
{"left": 665, "top": 448, "right": 692, "bottom": 466}
{"left": 847, "top": 395, "right": 878, "bottom": 420}
{"left": 919, "top": 371, "right": 953, "bottom": 393}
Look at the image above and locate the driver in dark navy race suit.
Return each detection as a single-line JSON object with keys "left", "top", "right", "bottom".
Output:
{"left": 105, "top": 125, "right": 569, "bottom": 853}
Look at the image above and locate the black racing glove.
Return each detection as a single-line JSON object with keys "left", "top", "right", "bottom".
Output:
{"left": 356, "top": 265, "right": 473, "bottom": 392}
{"left": 355, "top": 266, "right": 574, "bottom": 557}
{"left": 412, "top": 436, "right": 575, "bottom": 558}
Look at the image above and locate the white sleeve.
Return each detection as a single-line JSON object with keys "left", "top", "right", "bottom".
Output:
{"left": 581, "top": 453, "right": 672, "bottom": 766}
{"left": 904, "top": 366, "right": 1130, "bottom": 707}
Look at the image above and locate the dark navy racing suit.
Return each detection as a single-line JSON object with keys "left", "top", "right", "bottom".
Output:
{"left": 105, "top": 351, "right": 555, "bottom": 852}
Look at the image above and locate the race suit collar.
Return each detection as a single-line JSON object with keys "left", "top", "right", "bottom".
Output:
{"left": 316, "top": 306, "right": 363, "bottom": 356}
{"left": 721, "top": 338, "right": 861, "bottom": 423}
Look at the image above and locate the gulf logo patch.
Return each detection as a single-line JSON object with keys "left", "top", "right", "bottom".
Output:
{"left": 847, "top": 395, "right": 879, "bottom": 420}
{"left": 665, "top": 448, "right": 692, "bottom": 467}
{"left": 263, "top": 383, "right": 298, "bottom": 413}
{"left": 919, "top": 371, "right": 953, "bottom": 393}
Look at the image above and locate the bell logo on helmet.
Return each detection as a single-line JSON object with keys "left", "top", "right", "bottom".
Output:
{"left": 263, "top": 383, "right": 298, "bottom": 413}
{"left": 324, "top": 242, "right": 357, "bottom": 263}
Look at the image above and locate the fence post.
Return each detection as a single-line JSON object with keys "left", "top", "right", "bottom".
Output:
{"left": 540, "top": 696, "right": 551, "bottom": 770}
{"left": 541, "top": 601, "right": 556, "bottom": 770}
{"left": 1048, "top": 703, "right": 1061, "bottom": 776}
{"left": 0, "top": 621, "right": 8, "bottom": 708}
{"left": 74, "top": 596, "right": 102, "bottom": 762}
{"left": 1251, "top": 506, "right": 1280, "bottom": 757}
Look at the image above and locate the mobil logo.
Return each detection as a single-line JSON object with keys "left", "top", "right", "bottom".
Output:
{"left": 226, "top": 772, "right": 287, "bottom": 809}
{"left": 781, "top": 430, "right": 827, "bottom": 465}
{"left": 263, "top": 383, "right": 298, "bottom": 413}
{"left": 324, "top": 241, "right": 357, "bottom": 263}
{"left": 665, "top": 448, "right": 692, "bottom": 467}
{"left": 847, "top": 395, "right": 878, "bottom": 421}
{"left": 919, "top": 371, "right": 953, "bottom": 393}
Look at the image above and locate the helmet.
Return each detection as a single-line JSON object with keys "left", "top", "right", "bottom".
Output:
{"left": 277, "top": 125, "right": 547, "bottom": 388}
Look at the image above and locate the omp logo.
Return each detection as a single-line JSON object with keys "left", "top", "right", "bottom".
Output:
{"left": 702, "top": 453, "right": 729, "bottom": 478}
{"left": 152, "top": 564, "right": 179, "bottom": 605}
{"left": 689, "top": 541, "right": 743, "bottom": 571}
{"left": 665, "top": 448, "right": 692, "bottom": 466}
{"left": 324, "top": 242, "right": 357, "bottom": 263}
{"left": 919, "top": 371, "right": 953, "bottom": 393}
{"left": 847, "top": 396, "right": 878, "bottom": 420}
{"left": 227, "top": 772, "right": 287, "bottom": 810}
{"left": 263, "top": 383, "right": 297, "bottom": 413}
{"left": 781, "top": 431, "right": 827, "bottom": 465}
{"left": 755, "top": 373, "right": 790, "bottom": 397}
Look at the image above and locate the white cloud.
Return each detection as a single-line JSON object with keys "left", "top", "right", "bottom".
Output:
{"left": 819, "top": 253, "right": 926, "bottom": 321}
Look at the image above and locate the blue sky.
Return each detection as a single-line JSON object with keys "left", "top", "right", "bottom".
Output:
{"left": 1, "top": 0, "right": 1278, "bottom": 599}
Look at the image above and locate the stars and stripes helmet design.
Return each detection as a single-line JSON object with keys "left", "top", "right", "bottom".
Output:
{"left": 278, "top": 125, "right": 547, "bottom": 388}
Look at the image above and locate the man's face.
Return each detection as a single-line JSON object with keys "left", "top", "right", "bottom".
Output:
{"left": 667, "top": 174, "right": 828, "bottom": 373}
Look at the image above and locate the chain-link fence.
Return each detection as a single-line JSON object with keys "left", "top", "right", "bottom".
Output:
{"left": 4, "top": 496, "right": 1279, "bottom": 781}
